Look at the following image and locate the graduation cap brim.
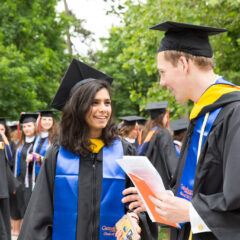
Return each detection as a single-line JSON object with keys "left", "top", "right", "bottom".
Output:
{"left": 145, "top": 101, "right": 168, "bottom": 110}
{"left": 145, "top": 101, "right": 168, "bottom": 119}
{"left": 19, "top": 113, "right": 39, "bottom": 124}
{"left": 51, "top": 59, "right": 114, "bottom": 111}
{"left": 38, "top": 110, "right": 57, "bottom": 117}
{"left": 0, "top": 118, "right": 7, "bottom": 125}
{"left": 120, "top": 116, "right": 146, "bottom": 127}
{"left": 7, "top": 121, "right": 18, "bottom": 130}
{"left": 150, "top": 21, "right": 227, "bottom": 35}
{"left": 170, "top": 118, "right": 189, "bottom": 132}
{"left": 150, "top": 21, "right": 227, "bottom": 57}
{"left": 137, "top": 119, "right": 147, "bottom": 125}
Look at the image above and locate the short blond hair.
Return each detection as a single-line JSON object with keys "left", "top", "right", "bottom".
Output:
{"left": 163, "top": 50, "right": 214, "bottom": 71}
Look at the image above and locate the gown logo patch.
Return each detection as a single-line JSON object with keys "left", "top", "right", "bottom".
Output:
{"left": 0, "top": 141, "right": 4, "bottom": 149}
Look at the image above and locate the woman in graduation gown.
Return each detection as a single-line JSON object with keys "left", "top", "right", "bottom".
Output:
{"left": 0, "top": 133, "right": 20, "bottom": 240}
{"left": 18, "top": 59, "right": 158, "bottom": 240}
{"left": 119, "top": 116, "right": 145, "bottom": 145}
{"left": 0, "top": 118, "right": 16, "bottom": 170}
{"left": 32, "top": 110, "right": 59, "bottom": 181}
{"left": 169, "top": 119, "right": 189, "bottom": 158}
{"left": 11, "top": 113, "right": 38, "bottom": 236}
{"left": 137, "top": 101, "right": 178, "bottom": 189}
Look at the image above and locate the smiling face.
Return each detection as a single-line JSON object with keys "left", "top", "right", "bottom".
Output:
{"left": 157, "top": 52, "right": 190, "bottom": 102}
{"left": 41, "top": 117, "right": 53, "bottom": 131}
{"left": 22, "top": 122, "right": 35, "bottom": 137}
{"left": 85, "top": 88, "right": 112, "bottom": 138}
{"left": 0, "top": 124, "right": 6, "bottom": 135}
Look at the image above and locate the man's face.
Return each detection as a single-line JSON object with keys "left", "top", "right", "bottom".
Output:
{"left": 157, "top": 52, "right": 189, "bottom": 102}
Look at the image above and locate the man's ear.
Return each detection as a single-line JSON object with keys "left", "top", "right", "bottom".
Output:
{"left": 178, "top": 56, "right": 189, "bottom": 73}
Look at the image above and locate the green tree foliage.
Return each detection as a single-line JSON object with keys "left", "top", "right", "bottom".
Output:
{"left": 97, "top": 0, "right": 240, "bottom": 120}
{"left": 0, "top": 0, "right": 68, "bottom": 118}
{"left": 0, "top": 0, "right": 92, "bottom": 119}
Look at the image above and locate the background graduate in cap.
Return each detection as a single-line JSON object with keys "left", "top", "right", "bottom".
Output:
{"left": 31, "top": 110, "right": 59, "bottom": 183}
{"left": 119, "top": 115, "right": 145, "bottom": 144}
{"left": 136, "top": 101, "right": 178, "bottom": 190}
{"left": 170, "top": 118, "right": 189, "bottom": 158}
{"left": 0, "top": 117, "right": 16, "bottom": 169}
{"left": 18, "top": 59, "right": 158, "bottom": 240}
{"left": 121, "top": 21, "right": 240, "bottom": 240}
{"left": 11, "top": 112, "right": 38, "bottom": 236}
{"left": 7, "top": 121, "right": 19, "bottom": 145}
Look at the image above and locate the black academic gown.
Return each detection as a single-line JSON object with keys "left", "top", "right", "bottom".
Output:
{"left": 145, "top": 128, "right": 178, "bottom": 189}
{"left": 18, "top": 139, "right": 158, "bottom": 240}
{"left": 10, "top": 140, "right": 34, "bottom": 220}
{"left": 171, "top": 97, "right": 240, "bottom": 240}
{"left": 0, "top": 135, "right": 20, "bottom": 240}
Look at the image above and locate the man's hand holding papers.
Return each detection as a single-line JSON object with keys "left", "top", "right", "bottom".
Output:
{"left": 149, "top": 193, "right": 190, "bottom": 223}
{"left": 116, "top": 156, "right": 180, "bottom": 228}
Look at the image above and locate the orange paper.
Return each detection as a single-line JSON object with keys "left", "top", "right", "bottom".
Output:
{"left": 129, "top": 173, "right": 178, "bottom": 228}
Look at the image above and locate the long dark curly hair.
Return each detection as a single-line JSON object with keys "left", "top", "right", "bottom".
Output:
{"left": 60, "top": 80, "right": 118, "bottom": 156}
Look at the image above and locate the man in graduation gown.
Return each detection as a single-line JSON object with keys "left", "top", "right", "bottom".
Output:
{"left": 0, "top": 132, "right": 20, "bottom": 239}
{"left": 122, "top": 21, "right": 240, "bottom": 240}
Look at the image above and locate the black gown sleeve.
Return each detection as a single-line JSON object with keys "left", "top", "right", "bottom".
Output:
{"left": 122, "top": 139, "right": 158, "bottom": 240}
{"left": 18, "top": 143, "right": 59, "bottom": 240}
{"left": 146, "top": 129, "right": 178, "bottom": 189}
{"left": 191, "top": 105, "right": 240, "bottom": 240}
{"left": 6, "top": 163, "right": 20, "bottom": 194}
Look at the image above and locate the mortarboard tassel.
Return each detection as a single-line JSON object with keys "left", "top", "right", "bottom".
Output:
{"left": 167, "top": 108, "right": 169, "bottom": 128}
{"left": 38, "top": 116, "right": 41, "bottom": 134}
{"left": 17, "top": 121, "right": 20, "bottom": 139}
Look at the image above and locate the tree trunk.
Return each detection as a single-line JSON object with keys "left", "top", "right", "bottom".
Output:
{"left": 63, "top": 0, "right": 72, "bottom": 54}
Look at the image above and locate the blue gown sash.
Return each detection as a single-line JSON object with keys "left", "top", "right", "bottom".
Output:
{"left": 52, "top": 139, "right": 125, "bottom": 240}
{"left": 177, "top": 108, "right": 221, "bottom": 226}
{"left": 174, "top": 144, "right": 180, "bottom": 158}
{"left": 15, "top": 145, "right": 24, "bottom": 176}
{"left": 34, "top": 135, "right": 49, "bottom": 175}
{"left": 137, "top": 126, "right": 158, "bottom": 155}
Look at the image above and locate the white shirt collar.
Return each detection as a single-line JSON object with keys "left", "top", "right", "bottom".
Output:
{"left": 25, "top": 136, "right": 35, "bottom": 143}
{"left": 125, "top": 137, "right": 136, "bottom": 143}
{"left": 173, "top": 140, "right": 182, "bottom": 147}
{"left": 41, "top": 131, "right": 49, "bottom": 138}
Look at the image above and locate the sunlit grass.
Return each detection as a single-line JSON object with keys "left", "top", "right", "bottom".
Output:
{"left": 158, "top": 227, "right": 168, "bottom": 240}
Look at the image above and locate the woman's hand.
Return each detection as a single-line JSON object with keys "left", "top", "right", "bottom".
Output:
{"left": 115, "top": 212, "right": 141, "bottom": 240}
{"left": 121, "top": 187, "right": 146, "bottom": 213}
{"left": 26, "top": 153, "right": 42, "bottom": 162}
{"left": 26, "top": 153, "right": 33, "bottom": 162}
{"left": 32, "top": 153, "right": 42, "bottom": 162}
{"left": 149, "top": 192, "right": 190, "bottom": 223}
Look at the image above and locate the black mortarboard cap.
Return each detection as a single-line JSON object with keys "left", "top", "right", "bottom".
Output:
{"left": 145, "top": 101, "right": 168, "bottom": 119}
{"left": 0, "top": 118, "right": 6, "bottom": 125}
{"left": 170, "top": 118, "right": 189, "bottom": 133}
{"left": 120, "top": 116, "right": 146, "bottom": 127}
{"left": 38, "top": 110, "right": 57, "bottom": 118}
{"left": 51, "top": 59, "right": 114, "bottom": 110}
{"left": 7, "top": 121, "right": 18, "bottom": 131}
{"left": 136, "top": 118, "right": 147, "bottom": 126}
{"left": 150, "top": 21, "right": 227, "bottom": 57}
{"left": 19, "top": 113, "right": 38, "bottom": 124}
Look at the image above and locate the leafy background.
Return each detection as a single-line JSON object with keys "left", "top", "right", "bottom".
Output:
{"left": 0, "top": 0, "right": 239, "bottom": 123}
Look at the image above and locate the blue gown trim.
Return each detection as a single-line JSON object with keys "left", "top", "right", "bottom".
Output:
{"left": 16, "top": 145, "right": 24, "bottom": 176}
{"left": 34, "top": 135, "right": 49, "bottom": 175}
{"left": 52, "top": 139, "right": 125, "bottom": 240}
